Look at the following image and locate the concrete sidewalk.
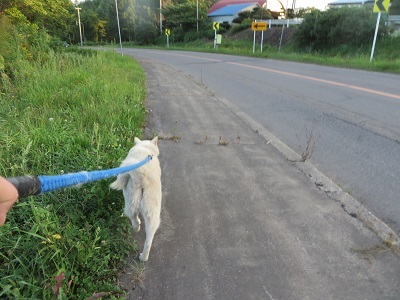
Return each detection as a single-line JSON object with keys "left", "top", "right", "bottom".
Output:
{"left": 120, "top": 55, "right": 400, "bottom": 300}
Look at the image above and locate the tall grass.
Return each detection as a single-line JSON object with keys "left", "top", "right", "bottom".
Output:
{"left": 151, "top": 33, "right": 400, "bottom": 74}
{"left": 0, "top": 48, "right": 147, "bottom": 298}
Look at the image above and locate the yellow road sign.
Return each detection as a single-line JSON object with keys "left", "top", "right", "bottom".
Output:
{"left": 251, "top": 22, "right": 267, "bottom": 31}
{"left": 373, "top": 0, "right": 390, "bottom": 12}
{"left": 213, "top": 22, "right": 220, "bottom": 30}
{"left": 165, "top": 29, "right": 171, "bottom": 36}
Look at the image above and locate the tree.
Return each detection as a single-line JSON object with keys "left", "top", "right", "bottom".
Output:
{"left": 252, "top": 6, "right": 273, "bottom": 20}
{"left": 0, "top": 0, "right": 74, "bottom": 40}
{"left": 233, "top": 7, "right": 272, "bottom": 24}
{"left": 131, "top": 0, "right": 159, "bottom": 43}
{"left": 161, "top": 0, "right": 211, "bottom": 41}
{"left": 80, "top": 9, "right": 107, "bottom": 43}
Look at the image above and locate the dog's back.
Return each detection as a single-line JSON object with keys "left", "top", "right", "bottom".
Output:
{"left": 110, "top": 137, "right": 161, "bottom": 261}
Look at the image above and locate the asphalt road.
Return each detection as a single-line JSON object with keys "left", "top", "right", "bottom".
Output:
{"left": 124, "top": 49, "right": 400, "bottom": 235}
{"left": 117, "top": 49, "right": 400, "bottom": 299}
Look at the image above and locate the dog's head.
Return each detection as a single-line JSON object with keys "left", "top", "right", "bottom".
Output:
{"left": 133, "top": 136, "right": 159, "bottom": 157}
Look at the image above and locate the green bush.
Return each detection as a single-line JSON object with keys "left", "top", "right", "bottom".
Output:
{"left": 375, "top": 35, "right": 400, "bottom": 60}
{"left": 134, "top": 20, "right": 158, "bottom": 45}
{"left": 184, "top": 30, "right": 203, "bottom": 42}
{"left": 293, "top": 6, "right": 387, "bottom": 52}
{"left": 170, "top": 27, "right": 186, "bottom": 43}
{"left": 229, "top": 23, "right": 251, "bottom": 35}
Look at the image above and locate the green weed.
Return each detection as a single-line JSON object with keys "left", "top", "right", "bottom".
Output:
{"left": 0, "top": 49, "right": 146, "bottom": 298}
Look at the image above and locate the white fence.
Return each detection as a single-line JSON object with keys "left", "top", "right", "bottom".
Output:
{"left": 255, "top": 18, "right": 304, "bottom": 27}
{"left": 257, "top": 16, "right": 399, "bottom": 27}
{"left": 388, "top": 15, "right": 400, "bottom": 26}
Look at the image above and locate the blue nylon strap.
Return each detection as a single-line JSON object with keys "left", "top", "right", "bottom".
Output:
{"left": 38, "top": 155, "right": 152, "bottom": 194}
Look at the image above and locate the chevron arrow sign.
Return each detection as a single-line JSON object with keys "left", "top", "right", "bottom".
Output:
{"left": 373, "top": 0, "right": 390, "bottom": 12}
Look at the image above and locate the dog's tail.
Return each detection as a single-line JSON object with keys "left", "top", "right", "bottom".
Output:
{"left": 109, "top": 173, "right": 130, "bottom": 190}
{"left": 109, "top": 157, "right": 141, "bottom": 190}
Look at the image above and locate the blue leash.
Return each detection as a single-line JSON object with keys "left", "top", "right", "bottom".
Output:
{"left": 6, "top": 155, "right": 152, "bottom": 198}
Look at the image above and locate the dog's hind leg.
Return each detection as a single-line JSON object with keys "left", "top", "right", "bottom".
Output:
{"left": 131, "top": 212, "right": 141, "bottom": 232}
{"left": 123, "top": 184, "right": 142, "bottom": 232}
{"left": 139, "top": 208, "right": 160, "bottom": 262}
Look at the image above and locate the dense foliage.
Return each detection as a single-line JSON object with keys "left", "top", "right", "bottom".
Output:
{"left": 293, "top": 6, "right": 388, "bottom": 52}
{"left": 0, "top": 0, "right": 74, "bottom": 37}
{"left": 77, "top": 0, "right": 159, "bottom": 44}
{"left": 76, "top": 0, "right": 214, "bottom": 44}
{"left": 162, "top": 1, "right": 211, "bottom": 42}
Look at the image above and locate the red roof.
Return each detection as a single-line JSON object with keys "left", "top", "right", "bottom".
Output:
{"left": 208, "top": 0, "right": 267, "bottom": 14}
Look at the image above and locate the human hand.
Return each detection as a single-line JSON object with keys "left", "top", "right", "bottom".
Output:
{"left": 0, "top": 176, "right": 19, "bottom": 226}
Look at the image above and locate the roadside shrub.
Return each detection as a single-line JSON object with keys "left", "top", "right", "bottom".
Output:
{"left": 134, "top": 20, "right": 158, "bottom": 45}
{"left": 169, "top": 27, "right": 186, "bottom": 42}
{"left": 293, "top": 6, "right": 387, "bottom": 52}
{"left": 375, "top": 35, "right": 400, "bottom": 60}
{"left": 84, "top": 41, "right": 98, "bottom": 46}
{"left": 0, "top": 16, "right": 25, "bottom": 74}
{"left": 184, "top": 30, "right": 203, "bottom": 42}
{"left": 203, "top": 28, "right": 217, "bottom": 39}
{"left": 229, "top": 23, "right": 251, "bottom": 35}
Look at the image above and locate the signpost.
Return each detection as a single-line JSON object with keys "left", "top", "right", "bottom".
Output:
{"left": 370, "top": 0, "right": 390, "bottom": 62}
{"left": 213, "top": 22, "right": 220, "bottom": 49}
{"left": 165, "top": 29, "right": 171, "bottom": 48}
{"left": 251, "top": 21, "right": 267, "bottom": 53}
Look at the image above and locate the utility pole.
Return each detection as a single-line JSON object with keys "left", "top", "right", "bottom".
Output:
{"left": 197, "top": 0, "right": 199, "bottom": 32}
{"left": 160, "top": 0, "right": 163, "bottom": 35}
{"left": 115, "top": 0, "right": 123, "bottom": 56}
{"left": 75, "top": 7, "right": 83, "bottom": 46}
{"left": 279, "top": 0, "right": 289, "bottom": 52}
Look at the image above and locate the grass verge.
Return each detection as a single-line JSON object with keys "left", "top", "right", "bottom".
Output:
{"left": 0, "top": 48, "right": 146, "bottom": 299}
{"left": 130, "top": 32, "right": 400, "bottom": 74}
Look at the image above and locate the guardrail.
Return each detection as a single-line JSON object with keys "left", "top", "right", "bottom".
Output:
{"left": 255, "top": 18, "right": 304, "bottom": 27}
{"left": 388, "top": 15, "right": 400, "bottom": 25}
{"left": 256, "top": 15, "right": 400, "bottom": 27}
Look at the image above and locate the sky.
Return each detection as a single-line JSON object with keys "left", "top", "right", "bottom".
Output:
{"left": 266, "top": 0, "right": 332, "bottom": 11}
{"left": 293, "top": 0, "right": 331, "bottom": 10}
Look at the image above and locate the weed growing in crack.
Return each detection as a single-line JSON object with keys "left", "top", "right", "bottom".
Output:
{"left": 158, "top": 121, "right": 182, "bottom": 142}
{"left": 218, "top": 136, "right": 229, "bottom": 146}
{"left": 194, "top": 135, "right": 208, "bottom": 145}
{"left": 351, "top": 240, "right": 400, "bottom": 263}
{"left": 159, "top": 134, "right": 182, "bottom": 142}
{"left": 297, "top": 127, "right": 317, "bottom": 162}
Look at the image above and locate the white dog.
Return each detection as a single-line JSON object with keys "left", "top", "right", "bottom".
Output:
{"left": 110, "top": 137, "right": 161, "bottom": 262}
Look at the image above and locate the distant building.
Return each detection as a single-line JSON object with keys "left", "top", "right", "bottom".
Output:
{"left": 208, "top": 0, "right": 267, "bottom": 14}
{"left": 208, "top": 2, "right": 261, "bottom": 24}
{"left": 328, "top": 0, "right": 374, "bottom": 8}
{"left": 208, "top": 0, "right": 285, "bottom": 24}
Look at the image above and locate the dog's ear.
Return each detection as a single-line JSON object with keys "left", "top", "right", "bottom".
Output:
{"left": 134, "top": 137, "right": 141, "bottom": 145}
{"left": 151, "top": 136, "right": 158, "bottom": 146}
